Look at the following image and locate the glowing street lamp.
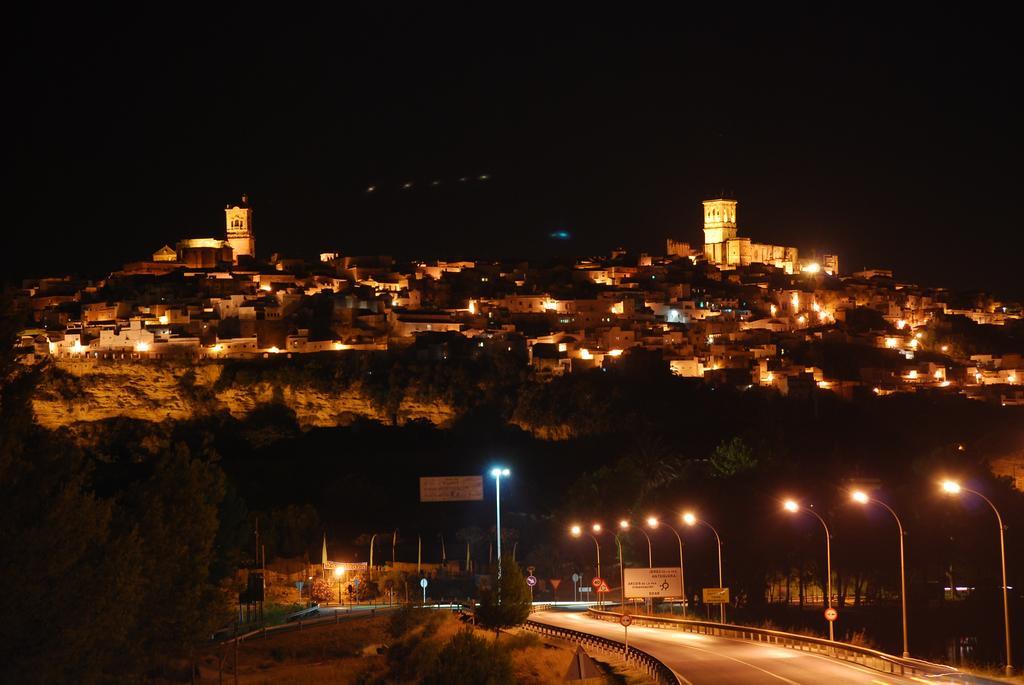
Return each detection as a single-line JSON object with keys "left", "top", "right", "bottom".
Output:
{"left": 491, "top": 467, "right": 510, "bottom": 586}
{"left": 683, "top": 512, "right": 724, "bottom": 623}
{"left": 783, "top": 499, "right": 834, "bottom": 641}
{"left": 850, "top": 490, "right": 910, "bottom": 658}
{"left": 619, "top": 519, "right": 652, "bottom": 568}
{"left": 334, "top": 566, "right": 344, "bottom": 605}
{"left": 571, "top": 523, "right": 603, "bottom": 607}
{"left": 941, "top": 480, "right": 1013, "bottom": 676}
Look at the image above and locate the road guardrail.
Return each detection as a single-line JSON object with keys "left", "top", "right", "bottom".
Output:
{"left": 525, "top": 618, "right": 682, "bottom": 685}
{"left": 585, "top": 607, "right": 959, "bottom": 679}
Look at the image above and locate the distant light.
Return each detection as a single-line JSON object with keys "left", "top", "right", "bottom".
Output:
{"left": 268, "top": 346, "right": 280, "bottom": 354}
{"left": 646, "top": 516, "right": 658, "bottom": 528}
{"left": 608, "top": 349, "right": 623, "bottom": 357}
{"left": 211, "top": 344, "right": 223, "bottom": 353}
{"left": 896, "top": 319, "right": 907, "bottom": 330}
{"left": 402, "top": 181, "right": 413, "bottom": 189}
{"left": 491, "top": 467, "right": 510, "bottom": 478}
{"left": 333, "top": 567, "right": 343, "bottom": 577}
{"left": 851, "top": 491, "right": 869, "bottom": 504}
{"left": 570, "top": 525, "right": 582, "bottom": 537}
{"left": 941, "top": 480, "right": 962, "bottom": 494}
{"left": 478, "top": 174, "right": 490, "bottom": 181}
{"left": 682, "top": 512, "right": 697, "bottom": 526}
{"left": 941, "top": 345, "right": 949, "bottom": 352}
{"left": 619, "top": 520, "right": 630, "bottom": 530}
{"left": 783, "top": 500, "right": 799, "bottom": 513}
{"left": 592, "top": 523, "right": 602, "bottom": 534}
{"left": 885, "top": 337, "right": 898, "bottom": 349}
{"left": 366, "top": 185, "right": 376, "bottom": 193}
{"left": 158, "top": 314, "right": 169, "bottom": 325}
{"left": 802, "top": 262, "right": 821, "bottom": 274}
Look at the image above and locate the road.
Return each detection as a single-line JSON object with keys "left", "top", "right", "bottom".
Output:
{"left": 531, "top": 608, "right": 992, "bottom": 685}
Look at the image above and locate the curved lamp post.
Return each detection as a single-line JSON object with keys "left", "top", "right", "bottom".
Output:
{"left": 851, "top": 491, "right": 909, "bottom": 658}
{"left": 571, "top": 523, "right": 603, "bottom": 607}
{"left": 646, "top": 516, "right": 687, "bottom": 617}
{"left": 491, "top": 467, "right": 510, "bottom": 584}
{"left": 941, "top": 480, "right": 1013, "bottom": 676}
{"left": 784, "top": 499, "right": 834, "bottom": 641}
{"left": 683, "top": 512, "right": 724, "bottom": 623}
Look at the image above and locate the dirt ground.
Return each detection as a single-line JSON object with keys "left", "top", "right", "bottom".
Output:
{"left": 193, "top": 613, "right": 652, "bottom": 684}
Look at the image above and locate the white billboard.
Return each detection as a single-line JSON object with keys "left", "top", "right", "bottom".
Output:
{"left": 419, "top": 476, "right": 484, "bottom": 502}
{"left": 624, "top": 567, "right": 683, "bottom": 599}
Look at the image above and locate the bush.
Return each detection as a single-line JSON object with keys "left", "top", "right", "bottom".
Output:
{"left": 421, "top": 629, "right": 515, "bottom": 685}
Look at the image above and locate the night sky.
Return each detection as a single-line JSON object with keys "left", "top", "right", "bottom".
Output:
{"left": 7, "top": 7, "right": 1022, "bottom": 297}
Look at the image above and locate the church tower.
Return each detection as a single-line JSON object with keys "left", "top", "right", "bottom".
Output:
{"left": 702, "top": 198, "right": 738, "bottom": 246}
{"left": 225, "top": 195, "right": 255, "bottom": 263}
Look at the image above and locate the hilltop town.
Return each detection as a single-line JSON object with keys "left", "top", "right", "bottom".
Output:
{"left": 14, "top": 196, "right": 1024, "bottom": 407}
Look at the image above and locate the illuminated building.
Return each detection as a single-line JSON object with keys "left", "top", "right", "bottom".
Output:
{"left": 225, "top": 195, "right": 255, "bottom": 262}
{"left": 697, "top": 198, "right": 801, "bottom": 274}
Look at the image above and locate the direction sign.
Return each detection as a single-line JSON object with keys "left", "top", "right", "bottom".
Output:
{"left": 624, "top": 567, "right": 682, "bottom": 599}
{"left": 702, "top": 587, "right": 730, "bottom": 604}
{"left": 596, "top": 580, "right": 611, "bottom": 593}
{"left": 619, "top": 614, "right": 633, "bottom": 627}
{"left": 579, "top": 586, "right": 592, "bottom": 593}
{"left": 420, "top": 578, "right": 429, "bottom": 589}
{"left": 824, "top": 607, "right": 838, "bottom": 621}
{"left": 419, "top": 476, "right": 484, "bottom": 502}
{"left": 323, "top": 560, "right": 367, "bottom": 571}
{"left": 526, "top": 575, "right": 538, "bottom": 587}
{"left": 592, "top": 577, "right": 603, "bottom": 588}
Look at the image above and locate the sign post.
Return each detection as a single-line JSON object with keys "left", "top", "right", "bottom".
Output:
{"left": 572, "top": 573, "right": 580, "bottom": 601}
{"left": 420, "top": 577, "right": 428, "bottom": 605}
{"left": 419, "top": 476, "right": 484, "bottom": 502}
{"left": 619, "top": 613, "right": 633, "bottom": 663}
{"left": 526, "top": 574, "right": 537, "bottom": 602}
{"left": 623, "top": 567, "right": 683, "bottom": 600}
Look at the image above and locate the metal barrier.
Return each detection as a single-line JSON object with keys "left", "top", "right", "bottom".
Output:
{"left": 585, "top": 607, "right": 959, "bottom": 679}
{"left": 226, "top": 605, "right": 396, "bottom": 644}
{"left": 524, "top": 619, "right": 682, "bottom": 685}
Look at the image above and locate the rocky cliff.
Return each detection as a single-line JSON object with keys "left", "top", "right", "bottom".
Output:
{"left": 32, "top": 358, "right": 458, "bottom": 430}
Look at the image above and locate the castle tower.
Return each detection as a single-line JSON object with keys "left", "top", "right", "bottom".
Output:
{"left": 225, "top": 195, "right": 255, "bottom": 263}
{"left": 702, "top": 198, "right": 738, "bottom": 246}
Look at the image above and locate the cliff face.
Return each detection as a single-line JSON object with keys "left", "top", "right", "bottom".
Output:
{"left": 32, "top": 359, "right": 457, "bottom": 430}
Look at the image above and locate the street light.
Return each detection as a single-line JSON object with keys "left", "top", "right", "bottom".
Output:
{"left": 783, "top": 499, "right": 834, "bottom": 641}
{"left": 619, "top": 519, "right": 652, "bottom": 567}
{"left": 491, "top": 467, "right": 510, "bottom": 586}
{"left": 940, "top": 480, "right": 1013, "bottom": 676}
{"left": 647, "top": 516, "right": 687, "bottom": 618}
{"left": 614, "top": 524, "right": 627, "bottom": 610}
{"left": 571, "top": 523, "right": 603, "bottom": 606}
{"left": 333, "top": 566, "right": 344, "bottom": 605}
{"left": 850, "top": 490, "right": 909, "bottom": 658}
{"left": 683, "top": 511, "right": 724, "bottom": 623}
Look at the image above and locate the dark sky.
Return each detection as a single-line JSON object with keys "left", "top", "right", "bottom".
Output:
{"left": 7, "top": 7, "right": 1022, "bottom": 297}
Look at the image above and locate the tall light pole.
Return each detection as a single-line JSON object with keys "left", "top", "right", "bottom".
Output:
{"left": 851, "top": 491, "right": 909, "bottom": 658}
{"left": 647, "top": 516, "right": 686, "bottom": 617}
{"left": 615, "top": 523, "right": 627, "bottom": 610}
{"left": 684, "top": 512, "right": 724, "bottom": 623}
{"left": 572, "top": 523, "right": 603, "bottom": 606}
{"left": 784, "top": 499, "right": 834, "bottom": 641}
{"left": 369, "top": 533, "right": 378, "bottom": 577}
{"left": 942, "top": 480, "right": 1013, "bottom": 676}
{"left": 491, "top": 467, "right": 510, "bottom": 586}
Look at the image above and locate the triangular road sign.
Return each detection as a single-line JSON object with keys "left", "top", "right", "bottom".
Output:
{"left": 564, "top": 645, "right": 603, "bottom": 681}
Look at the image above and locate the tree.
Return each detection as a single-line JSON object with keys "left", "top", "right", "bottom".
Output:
{"left": 310, "top": 577, "right": 334, "bottom": 604}
{"left": 475, "top": 555, "right": 531, "bottom": 635}
{"left": 709, "top": 436, "right": 758, "bottom": 478}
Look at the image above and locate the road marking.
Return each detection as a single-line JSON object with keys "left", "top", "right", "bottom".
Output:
{"left": 872, "top": 680, "right": 892, "bottom": 685}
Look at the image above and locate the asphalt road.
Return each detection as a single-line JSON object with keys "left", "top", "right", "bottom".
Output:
{"left": 531, "top": 608, "right": 987, "bottom": 685}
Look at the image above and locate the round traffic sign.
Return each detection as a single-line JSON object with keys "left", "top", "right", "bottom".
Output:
{"left": 592, "top": 577, "right": 603, "bottom": 587}
{"left": 572, "top": 573, "right": 580, "bottom": 583}
{"left": 824, "top": 607, "right": 838, "bottom": 621}
{"left": 420, "top": 578, "right": 428, "bottom": 589}
{"left": 619, "top": 614, "right": 633, "bottom": 627}
{"left": 526, "top": 575, "right": 537, "bottom": 587}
